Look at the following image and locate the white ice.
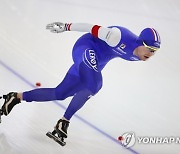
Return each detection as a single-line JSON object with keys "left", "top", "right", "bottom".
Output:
{"left": 0, "top": 0, "right": 180, "bottom": 154}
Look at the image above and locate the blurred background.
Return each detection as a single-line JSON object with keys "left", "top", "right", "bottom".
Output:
{"left": 0, "top": 0, "right": 180, "bottom": 153}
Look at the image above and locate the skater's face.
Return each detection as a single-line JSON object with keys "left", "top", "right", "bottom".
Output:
{"left": 134, "top": 45, "right": 158, "bottom": 61}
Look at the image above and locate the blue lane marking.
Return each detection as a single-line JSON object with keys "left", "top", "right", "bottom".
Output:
{"left": 0, "top": 59, "right": 139, "bottom": 154}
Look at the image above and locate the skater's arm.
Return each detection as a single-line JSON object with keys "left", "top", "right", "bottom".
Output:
{"left": 69, "top": 23, "right": 121, "bottom": 47}
{"left": 46, "top": 22, "right": 121, "bottom": 47}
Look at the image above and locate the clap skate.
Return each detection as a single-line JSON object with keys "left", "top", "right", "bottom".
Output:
{"left": 0, "top": 93, "right": 21, "bottom": 123}
{"left": 46, "top": 119, "right": 69, "bottom": 146}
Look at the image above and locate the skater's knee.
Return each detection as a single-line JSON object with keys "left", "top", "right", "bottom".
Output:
{"left": 55, "top": 92, "right": 67, "bottom": 100}
{"left": 55, "top": 87, "right": 68, "bottom": 100}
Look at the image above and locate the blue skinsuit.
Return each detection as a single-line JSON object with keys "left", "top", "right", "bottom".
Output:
{"left": 23, "top": 26, "right": 140, "bottom": 120}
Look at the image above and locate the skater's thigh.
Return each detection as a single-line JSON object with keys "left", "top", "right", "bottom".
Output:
{"left": 72, "top": 46, "right": 102, "bottom": 95}
{"left": 55, "top": 69, "right": 84, "bottom": 100}
{"left": 78, "top": 62, "right": 102, "bottom": 95}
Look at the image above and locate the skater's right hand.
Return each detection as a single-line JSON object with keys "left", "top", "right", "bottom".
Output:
{"left": 46, "top": 22, "right": 66, "bottom": 33}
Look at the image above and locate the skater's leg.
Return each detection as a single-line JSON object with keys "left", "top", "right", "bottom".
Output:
{"left": 48, "top": 45, "right": 103, "bottom": 140}
{"left": 1, "top": 65, "right": 84, "bottom": 115}
{"left": 22, "top": 66, "right": 84, "bottom": 102}
{"left": 23, "top": 88, "right": 57, "bottom": 102}
{"left": 55, "top": 47, "right": 103, "bottom": 137}
{"left": 54, "top": 60, "right": 103, "bottom": 137}
{"left": 0, "top": 89, "right": 57, "bottom": 115}
{"left": 55, "top": 89, "right": 93, "bottom": 138}
{"left": 64, "top": 89, "right": 93, "bottom": 120}
{"left": 55, "top": 72, "right": 84, "bottom": 100}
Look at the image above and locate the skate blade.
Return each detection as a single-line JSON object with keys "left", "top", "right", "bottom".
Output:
{"left": 46, "top": 131, "right": 66, "bottom": 146}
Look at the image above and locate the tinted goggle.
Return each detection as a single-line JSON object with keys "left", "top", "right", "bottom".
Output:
{"left": 143, "top": 41, "right": 159, "bottom": 52}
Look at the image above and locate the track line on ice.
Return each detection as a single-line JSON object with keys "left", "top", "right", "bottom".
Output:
{"left": 0, "top": 59, "right": 139, "bottom": 154}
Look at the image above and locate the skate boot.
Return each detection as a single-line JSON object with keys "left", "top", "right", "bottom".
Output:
{"left": 1, "top": 92, "right": 21, "bottom": 116}
{"left": 55, "top": 119, "right": 70, "bottom": 138}
{"left": 46, "top": 119, "right": 70, "bottom": 146}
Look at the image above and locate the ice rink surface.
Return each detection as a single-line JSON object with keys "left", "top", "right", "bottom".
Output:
{"left": 0, "top": 0, "right": 180, "bottom": 153}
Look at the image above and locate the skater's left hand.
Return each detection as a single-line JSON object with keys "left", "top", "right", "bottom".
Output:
{"left": 46, "top": 22, "right": 66, "bottom": 33}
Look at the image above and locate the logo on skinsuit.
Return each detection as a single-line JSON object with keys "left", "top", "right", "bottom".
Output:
{"left": 83, "top": 49, "right": 98, "bottom": 72}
